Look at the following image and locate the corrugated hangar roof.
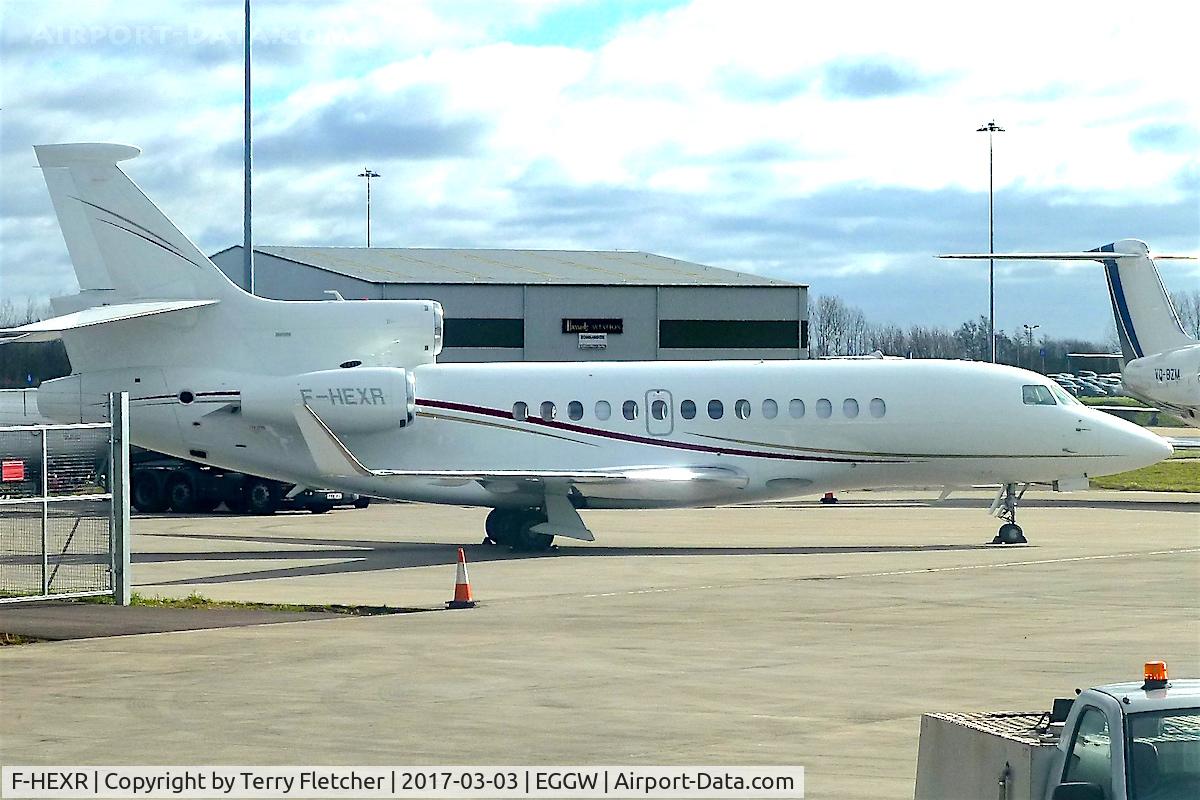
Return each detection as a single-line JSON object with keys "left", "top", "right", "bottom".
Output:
{"left": 232, "top": 246, "right": 801, "bottom": 287}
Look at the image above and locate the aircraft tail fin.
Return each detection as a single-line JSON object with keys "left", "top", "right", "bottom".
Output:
{"left": 1093, "top": 241, "right": 1193, "bottom": 361}
{"left": 35, "top": 143, "right": 245, "bottom": 304}
{"left": 940, "top": 239, "right": 1196, "bottom": 361}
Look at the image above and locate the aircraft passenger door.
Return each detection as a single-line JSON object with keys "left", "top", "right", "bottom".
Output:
{"left": 645, "top": 390, "right": 673, "bottom": 436}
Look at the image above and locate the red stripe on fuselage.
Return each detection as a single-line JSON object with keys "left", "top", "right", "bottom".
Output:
{"left": 417, "top": 398, "right": 901, "bottom": 464}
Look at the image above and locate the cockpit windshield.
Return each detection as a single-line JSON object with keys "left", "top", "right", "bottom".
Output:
{"left": 1047, "top": 382, "right": 1082, "bottom": 406}
{"left": 1022, "top": 385, "right": 1057, "bottom": 406}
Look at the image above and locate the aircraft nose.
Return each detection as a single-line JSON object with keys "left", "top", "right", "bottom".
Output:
{"left": 1115, "top": 423, "right": 1174, "bottom": 471}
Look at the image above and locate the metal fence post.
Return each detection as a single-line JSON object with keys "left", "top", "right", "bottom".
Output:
{"left": 111, "top": 392, "right": 131, "bottom": 605}
{"left": 41, "top": 428, "right": 49, "bottom": 595}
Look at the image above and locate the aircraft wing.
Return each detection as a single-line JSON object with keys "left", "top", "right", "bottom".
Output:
{"left": 0, "top": 300, "right": 218, "bottom": 343}
{"left": 1165, "top": 437, "right": 1200, "bottom": 450}
{"left": 1089, "top": 404, "right": 1160, "bottom": 413}
{"left": 292, "top": 403, "right": 748, "bottom": 488}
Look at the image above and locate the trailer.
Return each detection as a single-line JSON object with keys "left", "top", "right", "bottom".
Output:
{"left": 914, "top": 662, "right": 1200, "bottom": 800}
{"left": 129, "top": 449, "right": 370, "bottom": 515}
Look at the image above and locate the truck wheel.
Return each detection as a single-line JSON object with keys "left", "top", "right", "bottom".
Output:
{"left": 132, "top": 473, "right": 168, "bottom": 513}
{"left": 167, "top": 475, "right": 198, "bottom": 513}
{"left": 353, "top": 497, "right": 371, "bottom": 509}
{"left": 244, "top": 479, "right": 279, "bottom": 515}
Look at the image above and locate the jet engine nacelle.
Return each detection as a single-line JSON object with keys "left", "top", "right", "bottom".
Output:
{"left": 240, "top": 367, "right": 416, "bottom": 433}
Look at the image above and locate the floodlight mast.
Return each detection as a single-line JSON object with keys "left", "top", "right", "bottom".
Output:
{"left": 977, "top": 120, "right": 1005, "bottom": 362}
{"left": 243, "top": 0, "right": 253, "bottom": 294}
{"left": 358, "top": 168, "right": 381, "bottom": 247}
{"left": 1023, "top": 323, "right": 1040, "bottom": 371}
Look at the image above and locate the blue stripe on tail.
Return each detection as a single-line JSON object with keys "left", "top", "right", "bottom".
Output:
{"left": 1096, "top": 243, "right": 1144, "bottom": 360}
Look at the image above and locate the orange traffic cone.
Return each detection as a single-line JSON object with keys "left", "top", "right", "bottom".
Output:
{"left": 446, "top": 547, "right": 477, "bottom": 609}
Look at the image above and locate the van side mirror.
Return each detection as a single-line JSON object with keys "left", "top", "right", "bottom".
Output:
{"left": 1051, "top": 783, "right": 1105, "bottom": 800}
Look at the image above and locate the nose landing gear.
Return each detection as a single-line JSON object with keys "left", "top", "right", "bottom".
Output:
{"left": 991, "top": 482, "right": 1028, "bottom": 544}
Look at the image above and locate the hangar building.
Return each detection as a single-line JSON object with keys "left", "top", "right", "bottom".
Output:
{"left": 211, "top": 247, "right": 809, "bottom": 363}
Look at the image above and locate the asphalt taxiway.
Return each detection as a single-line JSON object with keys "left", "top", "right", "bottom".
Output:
{"left": 1, "top": 490, "right": 1197, "bottom": 799}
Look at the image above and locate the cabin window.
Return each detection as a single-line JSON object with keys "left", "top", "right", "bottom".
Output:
{"left": 735, "top": 399, "right": 751, "bottom": 420}
{"left": 567, "top": 400, "right": 584, "bottom": 421}
{"left": 540, "top": 401, "right": 556, "bottom": 421}
{"left": 708, "top": 399, "right": 724, "bottom": 420}
{"left": 680, "top": 399, "right": 697, "bottom": 420}
{"left": 843, "top": 398, "right": 859, "bottom": 418}
{"left": 650, "top": 399, "right": 668, "bottom": 421}
{"left": 1022, "top": 385, "right": 1057, "bottom": 406}
{"left": 512, "top": 402, "right": 528, "bottom": 421}
{"left": 816, "top": 398, "right": 832, "bottom": 418}
{"left": 870, "top": 397, "right": 887, "bottom": 418}
{"left": 762, "top": 399, "right": 778, "bottom": 419}
{"left": 623, "top": 400, "right": 639, "bottom": 420}
{"left": 789, "top": 398, "right": 805, "bottom": 418}
{"left": 595, "top": 400, "right": 611, "bottom": 421}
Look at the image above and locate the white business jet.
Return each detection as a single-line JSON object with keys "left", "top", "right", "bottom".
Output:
{"left": 942, "top": 240, "right": 1199, "bottom": 428}
{"left": 0, "top": 145, "right": 1171, "bottom": 548}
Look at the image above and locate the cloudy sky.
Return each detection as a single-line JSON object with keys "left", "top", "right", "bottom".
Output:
{"left": 1, "top": 0, "right": 1197, "bottom": 340}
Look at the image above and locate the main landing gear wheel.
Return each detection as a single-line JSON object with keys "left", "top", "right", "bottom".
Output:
{"left": 514, "top": 517, "right": 554, "bottom": 552}
{"left": 991, "top": 482, "right": 1029, "bottom": 545}
{"left": 484, "top": 508, "right": 517, "bottom": 546}
{"left": 484, "top": 508, "right": 554, "bottom": 551}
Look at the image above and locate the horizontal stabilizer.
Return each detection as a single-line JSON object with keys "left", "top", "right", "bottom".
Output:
{"left": 940, "top": 252, "right": 1197, "bottom": 261}
{"left": 0, "top": 300, "right": 218, "bottom": 344}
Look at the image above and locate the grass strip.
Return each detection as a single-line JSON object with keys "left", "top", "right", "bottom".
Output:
{"left": 0, "top": 632, "right": 43, "bottom": 646}
{"left": 1092, "top": 457, "right": 1200, "bottom": 493}
{"left": 1079, "top": 396, "right": 1187, "bottom": 427}
{"left": 71, "top": 591, "right": 427, "bottom": 615}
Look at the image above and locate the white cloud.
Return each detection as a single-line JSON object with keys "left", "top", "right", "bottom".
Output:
{"left": 0, "top": 0, "right": 1196, "bottom": 341}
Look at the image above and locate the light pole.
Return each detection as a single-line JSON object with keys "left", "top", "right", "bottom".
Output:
{"left": 243, "top": 0, "right": 253, "bottom": 294}
{"left": 1023, "top": 323, "right": 1039, "bottom": 370}
{"left": 977, "top": 120, "right": 1004, "bottom": 362}
{"left": 357, "top": 168, "right": 380, "bottom": 247}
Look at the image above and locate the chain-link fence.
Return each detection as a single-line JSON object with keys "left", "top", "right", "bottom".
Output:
{"left": 0, "top": 393, "right": 130, "bottom": 604}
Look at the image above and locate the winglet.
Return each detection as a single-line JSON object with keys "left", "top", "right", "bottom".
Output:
{"left": 292, "top": 403, "right": 374, "bottom": 478}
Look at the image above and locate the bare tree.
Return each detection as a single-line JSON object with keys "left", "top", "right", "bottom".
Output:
{"left": 0, "top": 297, "right": 51, "bottom": 326}
{"left": 1171, "top": 289, "right": 1200, "bottom": 339}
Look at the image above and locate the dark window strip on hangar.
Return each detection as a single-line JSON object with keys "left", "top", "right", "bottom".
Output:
{"left": 659, "top": 320, "right": 806, "bottom": 349}
{"left": 443, "top": 318, "right": 525, "bottom": 349}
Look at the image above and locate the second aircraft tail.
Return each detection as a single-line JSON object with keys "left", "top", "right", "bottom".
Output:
{"left": 940, "top": 239, "right": 1196, "bottom": 361}
{"left": 1093, "top": 240, "right": 1193, "bottom": 361}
